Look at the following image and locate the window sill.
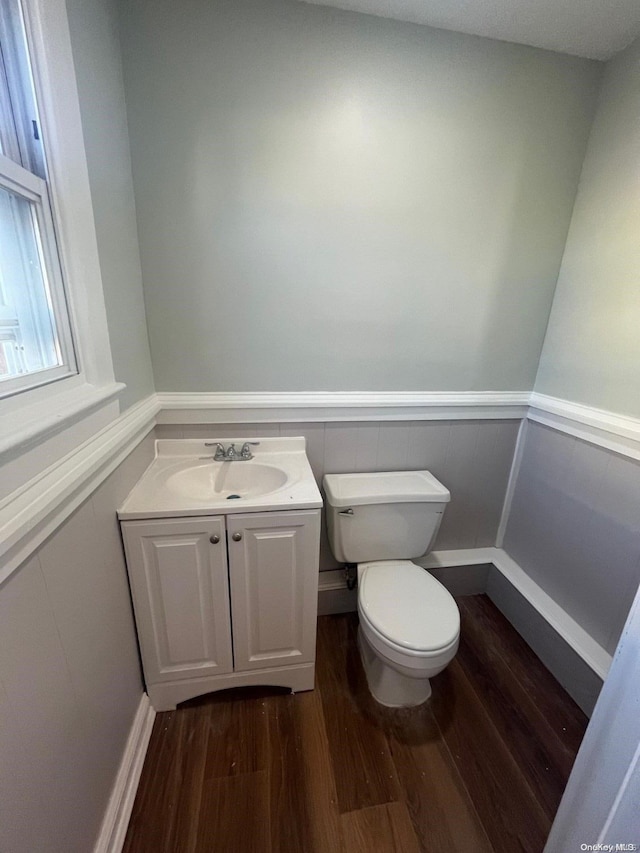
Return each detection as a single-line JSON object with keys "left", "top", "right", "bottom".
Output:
{"left": 0, "top": 379, "right": 125, "bottom": 459}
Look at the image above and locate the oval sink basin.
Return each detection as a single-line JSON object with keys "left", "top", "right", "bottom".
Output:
{"left": 165, "top": 462, "right": 289, "bottom": 501}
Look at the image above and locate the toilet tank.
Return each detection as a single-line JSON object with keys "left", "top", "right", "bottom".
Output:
{"left": 323, "top": 471, "right": 450, "bottom": 564}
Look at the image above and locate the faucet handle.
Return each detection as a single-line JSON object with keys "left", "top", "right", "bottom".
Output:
{"left": 240, "top": 441, "right": 260, "bottom": 459}
{"left": 204, "top": 441, "right": 226, "bottom": 460}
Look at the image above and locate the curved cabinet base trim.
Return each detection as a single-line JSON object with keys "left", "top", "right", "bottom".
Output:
{"left": 147, "top": 662, "right": 316, "bottom": 712}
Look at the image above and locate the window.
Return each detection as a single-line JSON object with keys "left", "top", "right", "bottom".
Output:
{"left": 0, "top": 0, "right": 121, "bottom": 465}
{"left": 0, "top": 0, "right": 76, "bottom": 397}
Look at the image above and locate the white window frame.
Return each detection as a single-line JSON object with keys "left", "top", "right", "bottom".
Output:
{"left": 0, "top": 0, "right": 124, "bottom": 457}
{"left": 0, "top": 152, "right": 77, "bottom": 396}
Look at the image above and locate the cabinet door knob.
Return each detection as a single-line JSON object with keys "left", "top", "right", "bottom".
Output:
{"left": 232, "top": 532, "right": 242, "bottom": 542}
{"left": 209, "top": 534, "right": 220, "bottom": 544}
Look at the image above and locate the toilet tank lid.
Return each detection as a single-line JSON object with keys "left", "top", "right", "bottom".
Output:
{"left": 323, "top": 471, "right": 450, "bottom": 508}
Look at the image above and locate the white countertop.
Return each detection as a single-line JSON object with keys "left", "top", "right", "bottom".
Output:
{"left": 118, "top": 437, "right": 323, "bottom": 520}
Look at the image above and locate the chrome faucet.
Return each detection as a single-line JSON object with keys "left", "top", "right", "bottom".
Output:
{"left": 203, "top": 441, "right": 260, "bottom": 461}
{"left": 203, "top": 442, "right": 227, "bottom": 461}
{"left": 240, "top": 441, "right": 260, "bottom": 460}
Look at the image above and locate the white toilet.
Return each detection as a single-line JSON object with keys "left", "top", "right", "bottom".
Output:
{"left": 323, "top": 470, "right": 460, "bottom": 707}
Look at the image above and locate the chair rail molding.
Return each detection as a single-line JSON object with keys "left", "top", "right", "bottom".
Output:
{"left": 156, "top": 391, "right": 531, "bottom": 423}
{"left": 528, "top": 393, "right": 640, "bottom": 461}
{"left": 158, "top": 391, "right": 640, "bottom": 460}
{"left": 0, "top": 393, "right": 159, "bottom": 586}
{"left": 2, "top": 388, "right": 638, "bottom": 589}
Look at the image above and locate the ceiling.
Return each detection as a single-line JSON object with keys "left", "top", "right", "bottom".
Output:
{"left": 298, "top": 0, "right": 640, "bottom": 60}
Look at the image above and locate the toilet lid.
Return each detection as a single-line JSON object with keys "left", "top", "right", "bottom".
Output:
{"left": 359, "top": 561, "right": 460, "bottom": 652}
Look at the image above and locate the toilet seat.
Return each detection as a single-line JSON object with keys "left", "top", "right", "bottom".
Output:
{"left": 358, "top": 560, "right": 460, "bottom": 655}
{"left": 359, "top": 607, "right": 459, "bottom": 663}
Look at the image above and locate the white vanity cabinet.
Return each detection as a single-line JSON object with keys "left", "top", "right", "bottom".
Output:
{"left": 227, "top": 512, "right": 320, "bottom": 672}
{"left": 121, "top": 509, "right": 320, "bottom": 711}
{"left": 121, "top": 516, "right": 233, "bottom": 686}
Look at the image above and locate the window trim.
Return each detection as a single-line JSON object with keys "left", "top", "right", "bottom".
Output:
{"left": 0, "top": 151, "right": 77, "bottom": 397}
{"left": 0, "top": 0, "right": 124, "bottom": 459}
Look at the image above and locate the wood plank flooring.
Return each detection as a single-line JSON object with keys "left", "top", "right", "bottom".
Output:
{"left": 123, "top": 595, "right": 588, "bottom": 853}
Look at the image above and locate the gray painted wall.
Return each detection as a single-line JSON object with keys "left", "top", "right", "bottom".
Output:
{"left": 119, "top": 0, "right": 600, "bottom": 393}
{"left": 0, "top": 435, "right": 153, "bottom": 852}
{"left": 503, "top": 421, "right": 640, "bottom": 656}
{"left": 66, "top": 0, "right": 154, "bottom": 410}
{"left": 157, "top": 418, "right": 520, "bottom": 568}
{"left": 535, "top": 37, "right": 640, "bottom": 418}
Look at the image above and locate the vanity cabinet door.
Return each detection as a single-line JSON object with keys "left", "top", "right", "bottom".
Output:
{"left": 227, "top": 510, "right": 320, "bottom": 672}
{"left": 121, "top": 516, "right": 233, "bottom": 684}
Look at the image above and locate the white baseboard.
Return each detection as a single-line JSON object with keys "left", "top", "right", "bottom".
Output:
{"left": 418, "top": 547, "right": 496, "bottom": 569}
{"left": 94, "top": 693, "right": 156, "bottom": 853}
{"left": 318, "top": 569, "right": 357, "bottom": 614}
{"left": 490, "top": 549, "right": 612, "bottom": 680}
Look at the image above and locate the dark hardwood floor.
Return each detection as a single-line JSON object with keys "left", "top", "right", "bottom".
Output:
{"left": 123, "top": 595, "right": 588, "bottom": 853}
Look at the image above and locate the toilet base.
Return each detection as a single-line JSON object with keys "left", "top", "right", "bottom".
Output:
{"left": 357, "top": 626, "right": 432, "bottom": 708}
